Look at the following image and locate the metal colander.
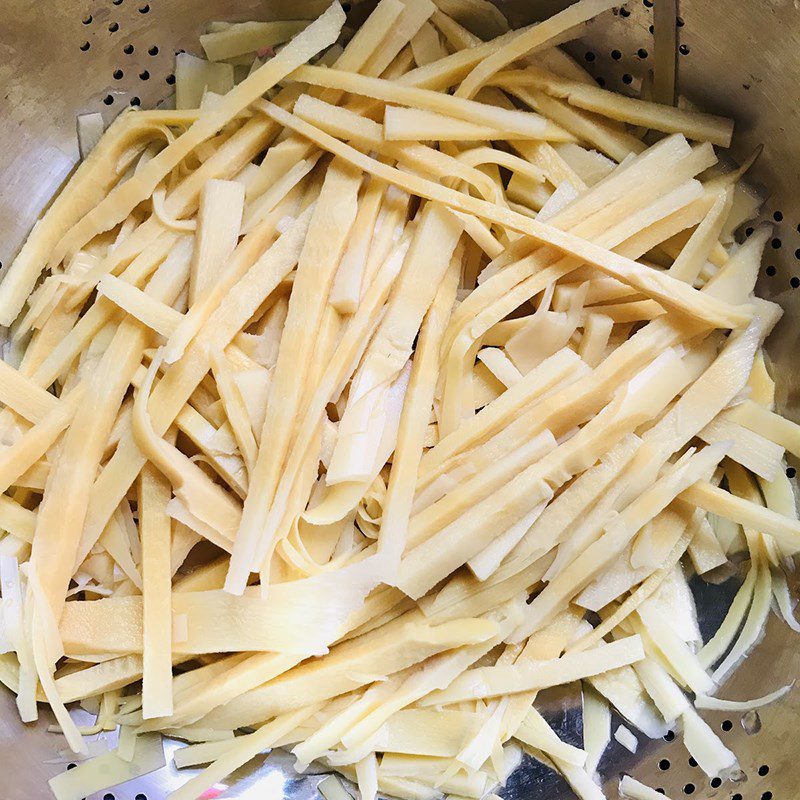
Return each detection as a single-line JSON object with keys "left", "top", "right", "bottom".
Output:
{"left": 1, "top": 1, "right": 798, "bottom": 798}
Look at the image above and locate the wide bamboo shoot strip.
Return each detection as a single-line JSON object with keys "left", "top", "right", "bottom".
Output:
{"left": 139, "top": 466, "right": 174, "bottom": 719}
{"left": 493, "top": 68, "right": 734, "bottom": 146}
{"left": 0, "top": 3, "right": 799, "bottom": 800}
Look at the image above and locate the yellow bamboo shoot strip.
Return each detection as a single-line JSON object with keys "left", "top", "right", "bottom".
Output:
{"left": 455, "top": 0, "right": 618, "bottom": 99}
{"left": 360, "top": 0, "right": 436, "bottom": 78}
{"left": 291, "top": 677, "right": 414, "bottom": 769}
{"left": 30, "top": 244, "right": 190, "bottom": 622}
{"left": 98, "top": 507, "right": 143, "bottom": 590}
{"left": 52, "top": 654, "right": 144, "bottom": 703}
{"left": 190, "top": 179, "right": 245, "bottom": 304}
{"left": 581, "top": 300, "right": 664, "bottom": 324}
{"left": 0, "top": 496, "right": 36, "bottom": 543}
{"left": 699, "top": 416, "right": 783, "bottom": 482}
{"left": 383, "top": 105, "right": 566, "bottom": 142}
{"left": 397, "top": 25, "right": 523, "bottom": 89}
{"left": 681, "top": 481, "right": 800, "bottom": 554}
{"left": 421, "top": 637, "right": 644, "bottom": 706}
{"left": 200, "top": 21, "right": 309, "bottom": 61}
{"left": 668, "top": 189, "right": 733, "bottom": 283}
{"left": 97, "top": 274, "right": 185, "bottom": 337}
{"left": 293, "top": 94, "right": 385, "bottom": 147}
{"left": 79, "top": 208, "right": 312, "bottom": 561}
{"left": 139, "top": 465, "right": 174, "bottom": 719}
{"left": 292, "top": 64, "right": 567, "bottom": 140}
{"left": 226, "top": 160, "right": 362, "bottom": 593}
{"left": 128, "top": 652, "right": 251, "bottom": 727}
{"left": 325, "top": 204, "right": 462, "bottom": 486}
{"left": 132, "top": 356, "right": 242, "bottom": 553}
{"left": 48, "top": 4, "right": 346, "bottom": 268}
{"left": 474, "top": 435, "right": 643, "bottom": 592}
{"left": 258, "top": 103, "right": 752, "bottom": 331}
{"left": 408, "top": 430, "right": 558, "bottom": 551}
{"left": 727, "top": 399, "right": 800, "bottom": 458}
{"left": 494, "top": 68, "right": 734, "bottom": 147}
{"left": 511, "top": 87, "right": 648, "bottom": 162}
{"left": 63, "top": 577, "right": 433, "bottom": 657}
{"left": 579, "top": 312, "right": 614, "bottom": 367}
{"left": 290, "top": 95, "right": 503, "bottom": 203}
{"left": 0, "top": 385, "right": 82, "bottom": 495}
{"left": 429, "top": 8, "right": 480, "bottom": 50}
{"left": 11, "top": 462, "right": 49, "bottom": 492}
{"left": 199, "top": 613, "right": 498, "bottom": 730}
{"left": 0, "top": 359, "right": 60, "bottom": 424}
{"left": 516, "top": 707, "right": 588, "bottom": 766}
{"left": 0, "top": 110, "right": 197, "bottom": 326}
{"left": 378, "top": 257, "right": 460, "bottom": 565}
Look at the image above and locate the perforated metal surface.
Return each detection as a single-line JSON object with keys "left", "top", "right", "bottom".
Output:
{"left": 1, "top": 1, "right": 799, "bottom": 799}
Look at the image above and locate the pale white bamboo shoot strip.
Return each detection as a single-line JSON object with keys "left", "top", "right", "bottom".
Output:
{"left": 494, "top": 67, "right": 733, "bottom": 146}
{"left": 0, "top": 359, "right": 60, "bottom": 424}
{"left": 190, "top": 179, "right": 245, "bottom": 305}
{"left": 410, "top": 21, "right": 447, "bottom": 66}
{"left": 292, "top": 64, "right": 566, "bottom": 140}
{"left": 48, "top": 3, "right": 346, "bottom": 266}
{"left": 175, "top": 54, "right": 234, "bottom": 110}
{"left": 97, "top": 275, "right": 185, "bottom": 337}
{"left": 383, "top": 105, "right": 567, "bottom": 142}
{"left": 200, "top": 21, "right": 309, "bottom": 62}
{"left": 139, "top": 465, "right": 174, "bottom": 719}
{"left": 681, "top": 481, "right": 800, "bottom": 554}
{"left": 420, "top": 637, "right": 645, "bottom": 705}
{"left": 0, "top": 386, "right": 82, "bottom": 496}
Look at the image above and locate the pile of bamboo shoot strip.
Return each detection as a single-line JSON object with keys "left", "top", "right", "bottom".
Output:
{"left": 0, "top": 2, "right": 797, "bottom": 800}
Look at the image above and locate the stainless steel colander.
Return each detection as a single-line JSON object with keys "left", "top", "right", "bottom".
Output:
{"left": 1, "top": 1, "right": 799, "bottom": 798}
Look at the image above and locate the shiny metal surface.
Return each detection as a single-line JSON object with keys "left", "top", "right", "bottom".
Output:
{"left": 1, "top": 1, "right": 799, "bottom": 798}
